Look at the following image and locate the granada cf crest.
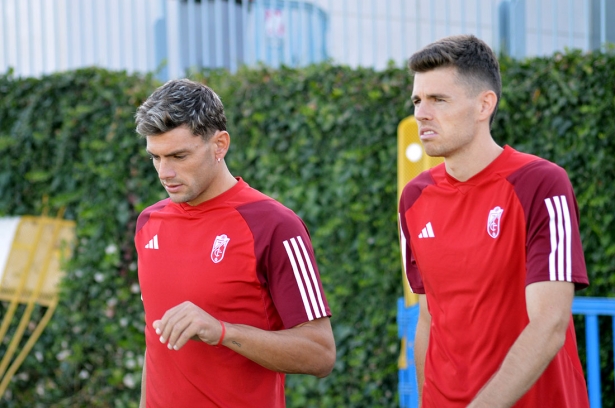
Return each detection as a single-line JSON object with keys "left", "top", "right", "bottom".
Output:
{"left": 487, "top": 206, "right": 504, "bottom": 238}
{"left": 211, "top": 234, "right": 230, "bottom": 263}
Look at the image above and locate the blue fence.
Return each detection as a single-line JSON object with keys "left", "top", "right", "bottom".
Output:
{"left": 2, "top": 0, "right": 615, "bottom": 80}
{"left": 397, "top": 296, "right": 615, "bottom": 408}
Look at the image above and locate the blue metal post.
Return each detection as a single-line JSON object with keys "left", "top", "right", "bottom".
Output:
{"left": 28, "top": 0, "right": 34, "bottom": 75}
{"left": 415, "top": 0, "right": 420, "bottom": 50}
{"left": 342, "top": 0, "right": 347, "bottom": 65}
{"left": 282, "top": 0, "right": 293, "bottom": 66}
{"left": 66, "top": 0, "right": 73, "bottom": 69}
{"left": 106, "top": 0, "right": 112, "bottom": 68}
{"left": 132, "top": 0, "right": 138, "bottom": 71}
{"left": 476, "top": 0, "right": 481, "bottom": 39}
{"left": 429, "top": 0, "right": 435, "bottom": 43}
{"left": 155, "top": 0, "right": 168, "bottom": 81}
{"left": 254, "top": 0, "right": 261, "bottom": 65}
{"left": 214, "top": 0, "right": 223, "bottom": 68}
{"left": 187, "top": 0, "right": 196, "bottom": 70}
{"left": 40, "top": 0, "right": 47, "bottom": 73}
{"left": 228, "top": 0, "right": 237, "bottom": 72}
{"left": 92, "top": 0, "right": 99, "bottom": 67}
{"left": 372, "top": 0, "right": 377, "bottom": 67}
{"left": 357, "top": 0, "right": 362, "bottom": 66}
{"left": 386, "top": 0, "right": 390, "bottom": 64}
{"left": 585, "top": 314, "right": 601, "bottom": 408}
{"left": 78, "top": 0, "right": 85, "bottom": 68}
{"left": 552, "top": 0, "right": 558, "bottom": 53}
{"left": 241, "top": 0, "right": 249, "bottom": 66}
{"left": 201, "top": 0, "right": 210, "bottom": 69}
{"left": 600, "top": 0, "right": 606, "bottom": 50}
{"left": 118, "top": 0, "right": 125, "bottom": 69}
{"left": 445, "top": 0, "right": 450, "bottom": 37}
{"left": 400, "top": 0, "right": 406, "bottom": 64}
{"left": 568, "top": 0, "right": 573, "bottom": 48}
{"left": 1, "top": 0, "right": 7, "bottom": 70}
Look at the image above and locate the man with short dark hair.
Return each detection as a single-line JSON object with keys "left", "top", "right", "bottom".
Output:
{"left": 134, "top": 79, "right": 335, "bottom": 407}
{"left": 398, "top": 35, "right": 589, "bottom": 407}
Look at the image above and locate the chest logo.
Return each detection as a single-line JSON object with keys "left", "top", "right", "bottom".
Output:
{"left": 211, "top": 234, "right": 230, "bottom": 263}
{"left": 487, "top": 206, "right": 504, "bottom": 238}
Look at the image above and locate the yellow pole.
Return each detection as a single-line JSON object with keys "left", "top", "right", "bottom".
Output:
{"left": 397, "top": 116, "right": 443, "bottom": 370}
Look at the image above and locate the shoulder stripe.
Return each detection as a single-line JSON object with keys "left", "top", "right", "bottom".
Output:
{"left": 398, "top": 214, "right": 412, "bottom": 292}
{"left": 283, "top": 237, "right": 327, "bottom": 320}
{"left": 297, "top": 236, "right": 327, "bottom": 316}
{"left": 545, "top": 195, "right": 572, "bottom": 282}
{"left": 283, "top": 239, "right": 313, "bottom": 320}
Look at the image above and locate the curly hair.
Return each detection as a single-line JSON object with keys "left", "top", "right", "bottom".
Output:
{"left": 135, "top": 78, "right": 227, "bottom": 139}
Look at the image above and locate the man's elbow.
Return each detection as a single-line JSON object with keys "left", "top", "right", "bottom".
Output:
{"left": 313, "top": 346, "right": 336, "bottom": 378}
{"left": 543, "top": 314, "right": 570, "bottom": 356}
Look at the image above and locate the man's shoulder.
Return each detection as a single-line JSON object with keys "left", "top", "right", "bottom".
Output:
{"left": 505, "top": 149, "right": 570, "bottom": 186}
{"left": 399, "top": 164, "right": 444, "bottom": 210}
{"left": 136, "top": 198, "right": 172, "bottom": 234}
{"left": 236, "top": 190, "right": 302, "bottom": 224}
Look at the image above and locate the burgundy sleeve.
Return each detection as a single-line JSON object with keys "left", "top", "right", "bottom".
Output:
{"left": 398, "top": 172, "right": 434, "bottom": 294}
{"left": 508, "top": 160, "right": 589, "bottom": 290}
{"left": 237, "top": 200, "right": 331, "bottom": 329}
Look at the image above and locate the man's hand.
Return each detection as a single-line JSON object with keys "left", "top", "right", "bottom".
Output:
{"left": 153, "top": 301, "right": 223, "bottom": 350}
{"left": 152, "top": 301, "right": 336, "bottom": 377}
{"left": 468, "top": 281, "right": 574, "bottom": 407}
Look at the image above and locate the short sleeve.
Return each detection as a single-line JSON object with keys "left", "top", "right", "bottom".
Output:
{"left": 236, "top": 200, "right": 331, "bottom": 328}
{"left": 509, "top": 160, "right": 589, "bottom": 290}
{"left": 399, "top": 181, "right": 427, "bottom": 294}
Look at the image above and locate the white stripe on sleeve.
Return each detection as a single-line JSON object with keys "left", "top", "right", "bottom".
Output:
{"left": 283, "top": 240, "right": 314, "bottom": 320}
{"left": 544, "top": 195, "right": 573, "bottom": 282}
{"left": 290, "top": 237, "right": 322, "bottom": 319}
{"left": 560, "top": 196, "right": 572, "bottom": 282}
{"left": 398, "top": 215, "right": 408, "bottom": 274}
{"left": 553, "top": 196, "right": 565, "bottom": 281}
{"left": 297, "top": 236, "right": 327, "bottom": 317}
{"left": 544, "top": 198, "right": 558, "bottom": 281}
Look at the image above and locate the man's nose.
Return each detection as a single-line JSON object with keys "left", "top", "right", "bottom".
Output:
{"left": 157, "top": 159, "right": 176, "bottom": 180}
{"left": 414, "top": 102, "right": 431, "bottom": 122}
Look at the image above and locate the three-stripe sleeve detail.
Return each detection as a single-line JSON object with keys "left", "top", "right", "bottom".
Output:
{"left": 398, "top": 214, "right": 414, "bottom": 293}
{"left": 544, "top": 195, "right": 572, "bottom": 282}
{"left": 283, "top": 236, "right": 327, "bottom": 320}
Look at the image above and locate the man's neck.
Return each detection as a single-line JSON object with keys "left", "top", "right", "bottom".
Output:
{"left": 445, "top": 137, "right": 503, "bottom": 182}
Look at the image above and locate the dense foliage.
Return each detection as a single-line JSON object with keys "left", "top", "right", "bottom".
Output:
{"left": 0, "top": 48, "right": 613, "bottom": 407}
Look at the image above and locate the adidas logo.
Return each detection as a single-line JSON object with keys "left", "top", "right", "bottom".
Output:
{"left": 418, "top": 222, "right": 435, "bottom": 239}
{"left": 145, "top": 234, "right": 159, "bottom": 249}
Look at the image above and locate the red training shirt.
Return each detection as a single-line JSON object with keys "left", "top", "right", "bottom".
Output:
{"left": 398, "top": 146, "right": 589, "bottom": 407}
{"left": 135, "top": 178, "right": 331, "bottom": 407}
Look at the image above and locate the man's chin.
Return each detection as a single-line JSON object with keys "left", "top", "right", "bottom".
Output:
{"left": 168, "top": 194, "right": 189, "bottom": 203}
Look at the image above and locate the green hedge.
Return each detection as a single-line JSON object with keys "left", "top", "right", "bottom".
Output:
{"left": 0, "top": 48, "right": 614, "bottom": 407}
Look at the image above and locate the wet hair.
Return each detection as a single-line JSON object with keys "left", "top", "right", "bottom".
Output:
{"left": 408, "top": 34, "right": 501, "bottom": 125}
{"left": 135, "top": 78, "right": 227, "bottom": 139}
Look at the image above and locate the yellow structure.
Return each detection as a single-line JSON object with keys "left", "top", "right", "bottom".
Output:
{"left": 397, "top": 116, "right": 443, "bottom": 369}
{"left": 0, "top": 214, "right": 75, "bottom": 396}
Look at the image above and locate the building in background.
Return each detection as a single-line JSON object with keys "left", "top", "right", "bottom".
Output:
{"left": 1, "top": 0, "right": 613, "bottom": 80}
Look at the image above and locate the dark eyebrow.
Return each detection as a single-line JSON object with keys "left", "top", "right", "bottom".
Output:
{"left": 412, "top": 93, "right": 450, "bottom": 103}
{"left": 146, "top": 149, "right": 190, "bottom": 157}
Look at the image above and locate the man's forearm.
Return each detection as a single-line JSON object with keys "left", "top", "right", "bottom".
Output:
{"left": 468, "top": 320, "right": 565, "bottom": 407}
{"left": 414, "top": 295, "right": 430, "bottom": 407}
{"left": 221, "top": 317, "right": 335, "bottom": 378}
{"left": 469, "top": 282, "right": 574, "bottom": 408}
{"left": 139, "top": 354, "right": 146, "bottom": 408}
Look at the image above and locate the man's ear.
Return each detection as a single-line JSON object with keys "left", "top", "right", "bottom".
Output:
{"left": 478, "top": 90, "right": 498, "bottom": 122}
{"left": 211, "top": 130, "right": 230, "bottom": 159}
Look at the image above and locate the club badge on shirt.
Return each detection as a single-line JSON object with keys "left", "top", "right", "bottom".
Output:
{"left": 211, "top": 234, "right": 230, "bottom": 263}
{"left": 487, "top": 206, "right": 504, "bottom": 238}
